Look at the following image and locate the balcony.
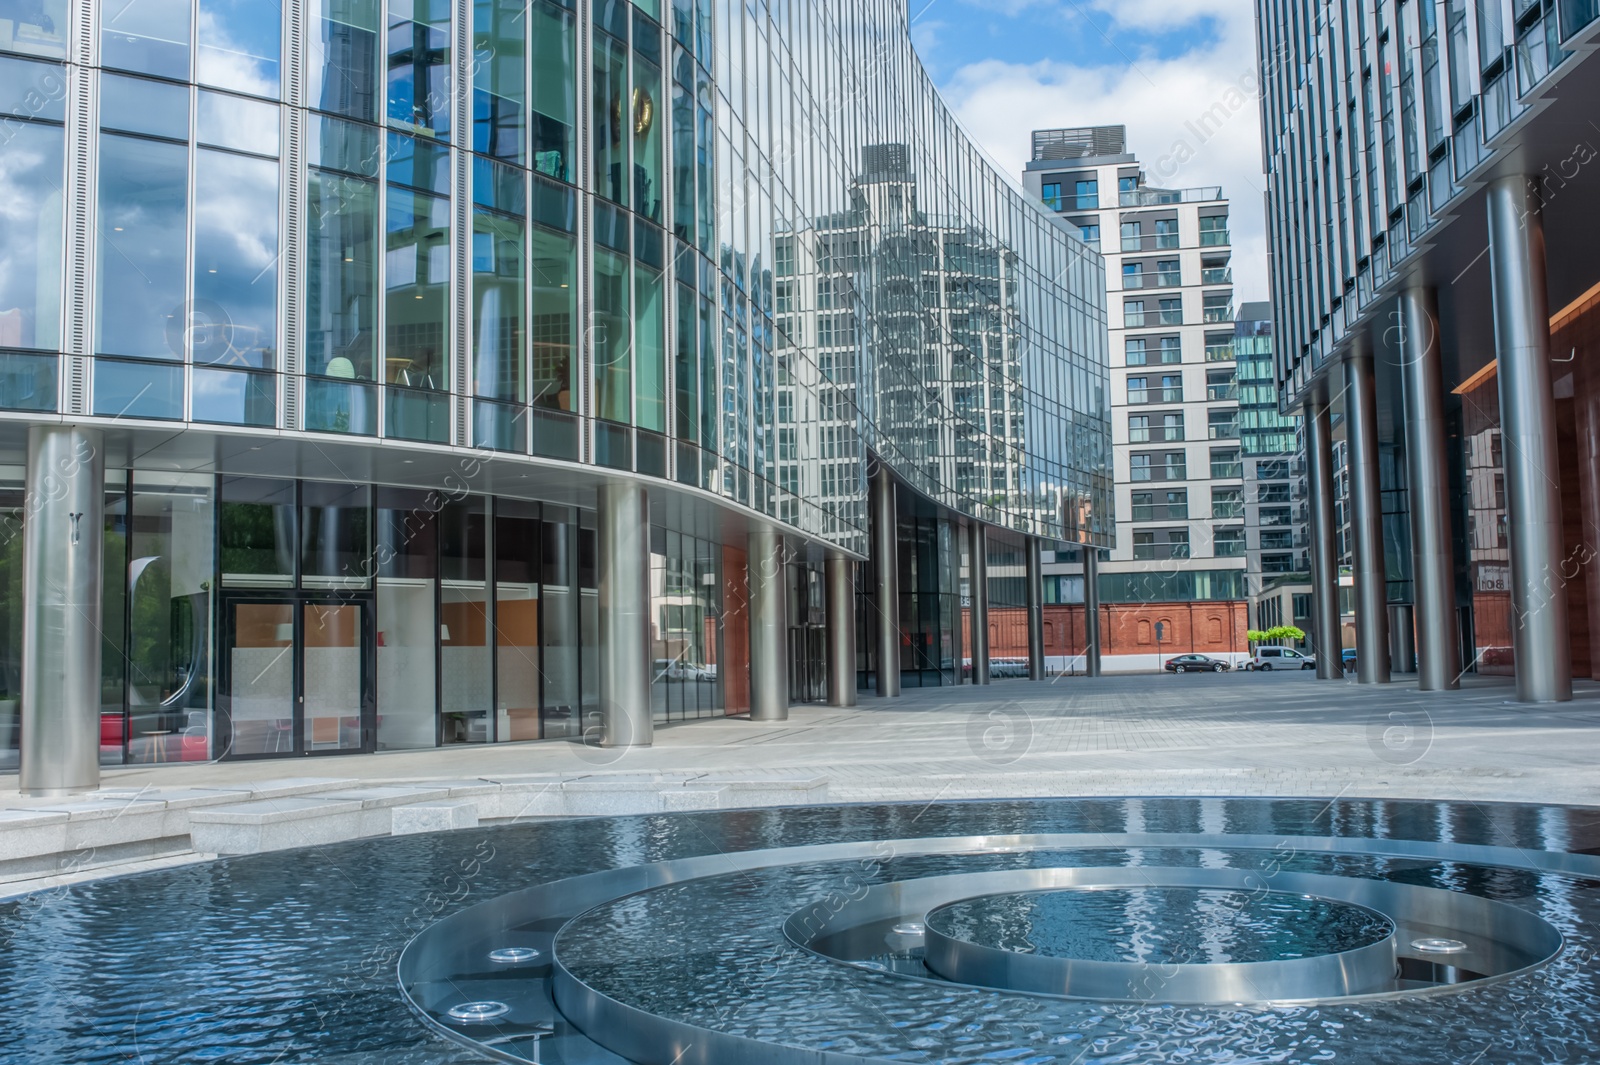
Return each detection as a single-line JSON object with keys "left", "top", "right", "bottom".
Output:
{"left": 1130, "top": 505, "right": 1189, "bottom": 522}
{"left": 1124, "top": 310, "right": 1185, "bottom": 328}
{"left": 1207, "top": 383, "right": 1237, "bottom": 402}
{"left": 1208, "top": 422, "right": 1239, "bottom": 440}
{"left": 1133, "top": 542, "right": 1193, "bottom": 560}
{"left": 1201, "top": 267, "right": 1232, "bottom": 285}
{"left": 1159, "top": 387, "right": 1184, "bottom": 403}
{"left": 1215, "top": 538, "right": 1246, "bottom": 558}
{"left": 1205, "top": 342, "right": 1235, "bottom": 362}
{"left": 1119, "top": 185, "right": 1221, "bottom": 206}
{"left": 1212, "top": 501, "right": 1244, "bottom": 519}
{"left": 1202, "top": 304, "right": 1235, "bottom": 324}
{"left": 1211, "top": 460, "right": 1243, "bottom": 479}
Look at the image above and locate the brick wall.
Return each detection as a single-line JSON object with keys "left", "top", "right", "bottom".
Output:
{"left": 967, "top": 601, "right": 1250, "bottom": 658}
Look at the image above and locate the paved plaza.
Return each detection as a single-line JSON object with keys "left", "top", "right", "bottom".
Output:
{"left": 75, "top": 670, "right": 1600, "bottom": 802}
{"left": 2, "top": 670, "right": 1597, "bottom": 896}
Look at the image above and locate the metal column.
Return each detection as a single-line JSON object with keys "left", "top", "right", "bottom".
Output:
{"left": 1305, "top": 396, "right": 1345, "bottom": 679}
{"left": 871, "top": 461, "right": 900, "bottom": 697}
{"left": 20, "top": 426, "right": 104, "bottom": 796}
{"left": 825, "top": 554, "right": 856, "bottom": 707}
{"left": 1083, "top": 548, "right": 1102, "bottom": 677}
{"left": 748, "top": 526, "right": 790, "bottom": 721}
{"left": 969, "top": 522, "right": 990, "bottom": 685}
{"left": 1346, "top": 350, "right": 1391, "bottom": 684}
{"left": 1398, "top": 287, "right": 1461, "bottom": 691}
{"left": 596, "top": 482, "right": 652, "bottom": 747}
{"left": 1486, "top": 174, "right": 1572, "bottom": 702}
{"left": 1026, "top": 536, "right": 1045, "bottom": 680}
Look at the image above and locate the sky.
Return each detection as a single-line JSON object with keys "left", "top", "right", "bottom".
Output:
{"left": 911, "top": 0, "right": 1271, "bottom": 305}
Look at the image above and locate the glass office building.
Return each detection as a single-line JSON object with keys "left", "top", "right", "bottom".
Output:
{"left": 0, "top": 0, "right": 1109, "bottom": 780}
{"left": 1257, "top": 0, "right": 1600, "bottom": 698}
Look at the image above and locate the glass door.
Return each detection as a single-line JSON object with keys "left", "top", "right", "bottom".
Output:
{"left": 221, "top": 595, "right": 374, "bottom": 758}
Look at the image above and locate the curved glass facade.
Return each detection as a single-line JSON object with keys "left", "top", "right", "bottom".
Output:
{"left": 0, "top": 0, "right": 1109, "bottom": 551}
{"left": 0, "top": 0, "right": 1113, "bottom": 771}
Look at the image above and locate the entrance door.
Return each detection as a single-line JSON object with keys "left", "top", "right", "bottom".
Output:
{"left": 221, "top": 596, "right": 375, "bottom": 759}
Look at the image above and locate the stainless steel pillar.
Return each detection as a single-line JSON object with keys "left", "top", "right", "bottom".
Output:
{"left": 1398, "top": 286, "right": 1461, "bottom": 691}
{"left": 1486, "top": 174, "right": 1572, "bottom": 702}
{"left": 1305, "top": 397, "right": 1345, "bottom": 679}
{"left": 1026, "top": 537, "right": 1045, "bottom": 680}
{"left": 20, "top": 425, "right": 104, "bottom": 796}
{"left": 969, "top": 522, "right": 990, "bottom": 685}
{"left": 1346, "top": 351, "right": 1391, "bottom": 683}
{"left": 871, "top": 462, "right": 900, "bottom": 697}
{"left": 825, "top": 554, "right": 856, "bottom": 707}
{"left": 1083, "top": 548, "right": 1102, "bottom": 677}
{"left": 597, "top": 482, "right": 651, "bottom": 746}
{"left": 748, "top": 526, "right": 790, "bottom": 721}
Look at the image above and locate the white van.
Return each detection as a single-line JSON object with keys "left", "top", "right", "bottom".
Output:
{"left": 1243, "top": 646, "right": 1315, "bottom": 671}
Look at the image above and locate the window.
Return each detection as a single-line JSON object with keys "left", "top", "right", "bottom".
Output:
{"left": 1211, "top": 447, "right": 1242, "bottom": 479}
{"left": 1262, "top": 554, "right": 1297, "bottom": 573}
{"left": 1206, "top": 335, "right": 1235, "bottom": 361}
{"left": 1169, "top": 531, "right": 1190, "bottom": 558}
{"left": 1215, "top": 528, "right": 1245, "bottom": 556}
{"left": 1258, "top": 483, "right": 1291, "bottom": 503}
{"left": 1074, "top": 179, "right": 1098, "bottom": 208}
{"left": 1131, "top": 490, "right": 1187, "bottom": 521}
{"left": 1118, "top": 175, "right": 1139, "bottom": 193}
{"left": 1160, "top": 452, "right": 1187, "bottom": 480}
{"left": 1126, "top": 338, "right": 1148, "bottom": 366}
{"left": 1155, "top": 217, "right": 1179, "bottom": 248}
{"left": 1208, "top": 409, "right": 1238, "bottom": 439}
{"left": 1120, "top": 219, "right": 1142, "bottom": 248}
{"left": 1257, "top": 459, "right": 1290, "bottom": 480}
{"left": 1261, "top": 507, "right": 1292, "bottom": 527}
{"left": 1159, "top": 375, "right": 1183, "bottom": 402}
{"left": 1261, "top": 530, "right": 1294, "bottom": 549}
{"left": 1129, "top": 415, "right": 1150, "bottom": 443}
{"left": 1200, "top": 214, "right": 1230, "bottom": 245}
{"left": 1040, "top": 182, "right": 1062, "bottom": 210}
{"left": 1212, "top": 487, "right": 1243, "bottom": 518}
{"left": 1158, "top": 298, "right": 1182, "bottom": 325}
{"left": 1159, "top": 412, "right": 1184, "bottom": 441}
{"left": 1206, "top": 369, "right": 1236, "bottom": 401}
{"left": 1203, "top": 292, "right": 1233, "bottom": 323}
{"left": 1154, "top": 259, "right": 1181, "bottom": 287}
{"left": 1123, "top": 262, "right": 1144, "bottom": 289}
{"left": 1078, "top": 223, "right": 1099, "bottom": 245}
{"left": 1127, "top": 376, "right": 1148, "bottom": 403}
{"left": 1124, "top": 300, "right": 1144, "bottom": 328}
{"left": 1158, "top": 336, "right": 1181, "bottom": 363}
{"left": 1130, "top": 454, "right": 1152, "bottom": 481}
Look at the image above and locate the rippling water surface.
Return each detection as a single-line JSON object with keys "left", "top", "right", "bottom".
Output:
{"left": 0, "top": 797, "right": 1597, "bottom": 1063}
{"left": 926, "top": 887, "right": 1394, "bottom": 964}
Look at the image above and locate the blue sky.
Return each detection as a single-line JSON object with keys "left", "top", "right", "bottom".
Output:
{"left": 911, "top": 0, "right": 1271, "bottom": 303}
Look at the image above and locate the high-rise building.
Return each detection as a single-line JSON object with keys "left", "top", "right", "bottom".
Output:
{"left": 0, "top": 0, "right": 1112, "bottom": 790}
{"left": 1235, "top": 302, "right": 1313, "bottom": 646}
{"left": 1257, "top": 0, "right": 1600, "bottom": 698}
{"left": 1024, "top": 126, "right": 1248, "bottom": 668}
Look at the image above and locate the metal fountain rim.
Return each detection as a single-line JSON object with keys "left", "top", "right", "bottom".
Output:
{"left": 398, "top": 824, "right": 1600, "bottom": 1065}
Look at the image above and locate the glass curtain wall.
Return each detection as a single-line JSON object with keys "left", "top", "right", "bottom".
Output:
{"left": 439, "top": 497, "right": 490, "bottom": 742}
{"left": 376, "top": 488, "right": 439, "bottom": 749}
{"left": 649, "top": 529, "right": 722, "bottom": 722}
{"left": 494, "top": 500, "right": 541, "bottom": 740}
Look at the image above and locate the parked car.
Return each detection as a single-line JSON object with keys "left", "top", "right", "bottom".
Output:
{"left": 1342, "top": 648, "right": 1358, "bottom": 671}
{"left": 989, "top": 658, "right": 1029, "bottom": 678}
{"left": 1243, "top": 646, "right": 1316, "bottom": 671}
{"left": 1164, "top": 654, "right": 1230, "bottom": 673}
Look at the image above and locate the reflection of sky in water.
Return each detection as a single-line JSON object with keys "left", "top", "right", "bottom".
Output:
{"left": 927, "top": 887, "right": 1393, "bottom": 965}
{"left": 0, "top": 798, "right": 1597, "bottom": 1063}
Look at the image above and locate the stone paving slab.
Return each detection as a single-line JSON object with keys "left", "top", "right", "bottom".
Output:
{"left": 1, "top": 672, "right": 1598, "bottom": 884}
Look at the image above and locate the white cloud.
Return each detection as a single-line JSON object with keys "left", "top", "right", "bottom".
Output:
{"left": 933, "top": 6, "right": 1274, "bottom": 304}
